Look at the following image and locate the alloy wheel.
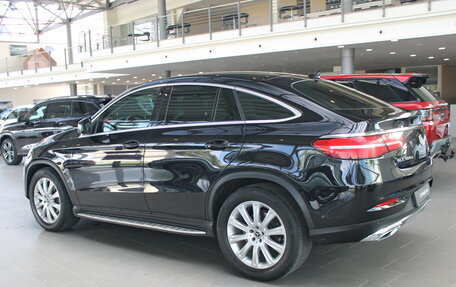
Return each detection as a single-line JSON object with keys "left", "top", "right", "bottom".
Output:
{"left": 33, "top": 178, "right": 61, "bottom": 224}
{"left": 227, "top": 201, "right": 287, "bottom": 269}
{"left": 2, "top": 141, "right": 14, "bottom": 163}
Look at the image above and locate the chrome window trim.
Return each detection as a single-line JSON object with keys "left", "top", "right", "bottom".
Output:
{"left": 85, "top": 82, "right": 302, "bottom": 138}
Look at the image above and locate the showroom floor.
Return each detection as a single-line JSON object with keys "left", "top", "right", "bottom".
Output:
{"left": 0, "top": 158, "right": 455, "bottom": 287}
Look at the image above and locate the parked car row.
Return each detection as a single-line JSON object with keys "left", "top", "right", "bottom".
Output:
{"left": 0, "top": 95, "right": 111, "bottom": 165}
{"left": 19, "top": 72, "right": 439, "bottom": 280}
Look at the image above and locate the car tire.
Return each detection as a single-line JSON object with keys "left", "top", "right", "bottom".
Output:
{"left": 1, "top": 138, "right": 23, "bottom": 165}
{"left": 216, "top": 183, "right": 312, "bottom": 281}
{"left": 29, "top": 168, "right": 79, "bottom": 231}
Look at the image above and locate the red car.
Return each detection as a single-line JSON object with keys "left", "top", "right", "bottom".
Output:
{"left": 322, "top": 73, "right": 453, "bottom": 160}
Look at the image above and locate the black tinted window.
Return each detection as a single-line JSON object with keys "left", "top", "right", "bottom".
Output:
{"left": 165, "top": 85, "right": 217, "bottom": 124}
{"left": 85, "top": 102, "right": 99, "bottom": 114}
{"left": 237, "top": 91, "right": 294, "bottom": 120}
{"left": 28, "top": 105, "right": 47, "bottom": 121}
{"left": 214, "top": 89, "right": 241, "bottom": 122}
{"left": 46, "top": 102, "right": 71, "bottom": 118}
{"left": 292, "top": 80, "right": 392, "bottom": 110}
{"left": 98, "top": 88, "right": 160, "bottom": 132}
{"left": 71, "top": 101, "right": 86, "bottom": 116}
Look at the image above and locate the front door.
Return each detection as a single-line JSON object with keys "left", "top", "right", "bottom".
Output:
{"left": 66, "top": 87, "right": 162, "bottom": 213}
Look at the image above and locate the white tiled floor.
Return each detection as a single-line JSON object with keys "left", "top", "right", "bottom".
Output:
{"left": 0, "top": 158, "right": 455, "bottom": 287}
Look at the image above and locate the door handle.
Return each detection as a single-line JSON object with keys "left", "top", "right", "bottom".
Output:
{"left": 205, "top": 139, "right": 230, "bottom": 150}
{"left": 56, "top": 121, "right": 66, "bottom": 127}
{"left": 122, "top": 140, "right": 140, "bottom": 149}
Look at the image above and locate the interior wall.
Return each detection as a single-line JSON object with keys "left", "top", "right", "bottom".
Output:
{"left": 441, "top": 65, "right": 456, "bottom": 105}
{"left": 0, "top": 84, "right": 70, "bottom": 106}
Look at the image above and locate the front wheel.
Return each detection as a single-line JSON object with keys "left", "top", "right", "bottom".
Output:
{"left": 29, "top": 168, "right": 79, "bottom": 231}
{"left": 1, "top": 138, "right": 23, "bottom": 165}
{"left": 216, "top": 183, "right": 312, "bottom": 281}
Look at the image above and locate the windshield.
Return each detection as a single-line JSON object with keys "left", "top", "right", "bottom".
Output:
{"left": 291, "top": 80, "right": 395, "bottom": 111}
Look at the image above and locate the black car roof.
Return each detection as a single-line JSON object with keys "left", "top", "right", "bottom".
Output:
{"left": 131, "top": 72, "right": 312, "bottom": 96}
{"left": 39, "top": 95, "right": 112, "bottom": 103}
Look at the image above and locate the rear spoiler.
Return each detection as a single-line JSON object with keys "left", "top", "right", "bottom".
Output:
{"left": 403, "top": 75, "right": 428, "bottom": 88}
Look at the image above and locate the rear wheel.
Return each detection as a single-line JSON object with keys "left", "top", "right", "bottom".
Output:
{"left": 216, "top": 183, "right": 312, "bottom": 281}
{"left": 29, "top": 168, "right": 79, "bottom": 231}
{"left": 1, "top": 138, "right": 22, "bottom": 165}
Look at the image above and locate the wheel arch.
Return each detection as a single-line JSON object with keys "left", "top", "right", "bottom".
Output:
{"left": 25, "top": 160, "right": 74, "bottom": 201}
{"left": 206, "top": 171, "right": 314, "bottom": 230}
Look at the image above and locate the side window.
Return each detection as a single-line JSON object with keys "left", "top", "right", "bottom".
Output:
{"left": 71, "top": 101, "right": 86, "bottom": 116}
{"left": 164, "top": 85, "right": 218, "bottom": 124}
{"left": 97, "top": 88, "right": 160, "bottom": 133}
{"left": 28, "top": 105, "right": 48, "bottom": 121}
{"left": 6, "top": 110, "right": 17, "bottom": 119}
{"left": 46, "top": 102, "right": 71, "bottom": 119}
{"left": 214, "top": 89, "right": 241, "bottom": 122}
{"left": 236, "top": 91, "right": 295, "bottom": 120}
{"left": 84, "top": 102, "right": 99, "bottom": 115}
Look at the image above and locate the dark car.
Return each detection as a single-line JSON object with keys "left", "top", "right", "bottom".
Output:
{"left": 0, "top": 95, "right": 111, "bottom": 165}
{"left": 24, "top": 73, "right": 432, "bottom": 281}
{"left": 322, "top": 73, "right": 452, "bottom": 160}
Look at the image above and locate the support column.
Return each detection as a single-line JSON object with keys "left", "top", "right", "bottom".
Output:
{"left": 157, "top": 0, "right": 167, "bottom": 40}
{"left": 162, "top": 70, "right": 171, "bottom": 78}
{"left": 342, "top": 0, "right": 353, "bottom": 14}
{"left": 69, "top": 83, "right": 77, "bottom": 96}
{"left": 66, "top": 20, "right": 73, "bottom": 65}
{"left": 341, "top": 48, "right": 355, "bottom": 74}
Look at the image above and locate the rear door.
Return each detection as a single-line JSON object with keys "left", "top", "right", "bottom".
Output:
{"left": 143, "top": 84, "right": 245, "bottom": 220}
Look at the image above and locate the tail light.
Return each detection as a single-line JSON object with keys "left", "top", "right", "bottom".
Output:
{"left": 312, "top": 132, "right": 404, "bottom": 159}
{"left": 367, "top": 197, "right": 406, "bottom": 212}
{"left": 420, "top": 109, "right": 433, "bottom": 121}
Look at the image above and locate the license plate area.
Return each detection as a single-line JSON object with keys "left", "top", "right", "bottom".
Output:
{"left": 412, "top": 183, "right": 431, "bottom": 207}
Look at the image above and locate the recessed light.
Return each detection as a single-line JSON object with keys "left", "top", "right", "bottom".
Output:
{"left": 198, "top": 71, "right": 203, "bottom": 74}
{"left": 428, "top": 56, "right": 434, "bottom": 59}
{"left": 134, "top": 82, "right": 138, "bottom": 84}
{"left": 126, "top": 80, "right": 130, "bottom": 83}
{"left": 390, "top": 39, "right": 399, "bottom": 42}
{"left": 158, "top": 76, "right": 162, "bottom": 79}
{"left": 116, "top": 79, "right": 120, "bottom": 81}
{"left": 365, "top": 48, "right": 373, "bottom": 52}
{"left": 133, "top": 76, "right": 137, "bottom": 79}
{"left": 410, "top": 54, "right": 417, "bottom": 57}
{"left": 112, "top": 82, "right": 116, "bottom": 84}
{"left": 178, "top": 74, "right": 182, "bottom": 76}
{"left": 102, "top": 80, "right": 105, "bottom": 83}
{"left": 389, "top": 52, "right": 396, "bottom": 55}
{"left": 151, "top": 74, "right": 156, "bottom": 76}
{"left": 337, "top": 45, "right": 344, "bottom": 48}
{"left": 439, "top": 47, "right": 446, "bottom": 50}
{"left": 444, "top": 58, "right": 450, "bottom": 61}
{"left": 89, "top": 79, "right": 93, "bottom": 81}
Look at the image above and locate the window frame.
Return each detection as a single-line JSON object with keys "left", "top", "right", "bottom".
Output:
{"left": 26, "top": 103, "right": 48, "bottom": 121}
{"left": 85, "top": 82, "right": 301, "bottom": 137}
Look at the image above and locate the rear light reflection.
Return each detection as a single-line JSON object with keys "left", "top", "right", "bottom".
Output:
{"left": 367, "top": 197, "right": 406, "bottom": 212}
{"left": 312, "top": 133, "right": 404, "bottom": 160}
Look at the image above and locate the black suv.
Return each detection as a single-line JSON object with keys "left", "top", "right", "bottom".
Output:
{"left": 0, "top": 95, "right": 111, "bottom": 165}
{"left": 24, "top": 73, "right": 432, "bottom": 281}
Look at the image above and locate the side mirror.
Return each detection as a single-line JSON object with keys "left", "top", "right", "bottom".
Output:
{"left": 77, "top": 117, "right": 92, "bottom": 135}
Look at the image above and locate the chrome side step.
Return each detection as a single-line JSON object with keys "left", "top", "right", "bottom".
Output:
{"left": 76, "top": 212, "right": 206, "bottom": 235}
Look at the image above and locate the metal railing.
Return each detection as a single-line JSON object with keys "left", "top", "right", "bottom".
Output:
{"left": 1, "top": 0, "right": 442, "bottom": 76}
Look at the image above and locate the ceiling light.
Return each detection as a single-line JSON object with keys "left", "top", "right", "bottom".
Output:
{"left": 428, "top": 56, "right": 434, "bottom": 59}
{"left": 365, "top": 48, "right": 373, "bottom": 52}
{"left": 102, "top": 80, "right": 105, "bottom": 83}
{"left": 116, "top": 79, "right": 120, "bottom": 81}
{"left": 142, "top": 78, "right": 145, "bottom": 81}
{"left": 126, "top": 80, "right": 130, "bottom": 83}
{"left": 14, "top": 87, "right": 18, "bottom": 89}
{"left": 389, "top": 52, "right": 396, "bottom": 55}
{"left": 444, "top": 58, "right": 450, "bottom": 61}
{"left": 89, "top": 79, "right": 93, "bottom": 81}
{"left": 105, "top": 76, "right": 109, "bottom": 78}
{"left": 133, "top": 76, "right": 137, "bottom": 79}
{"left": 134, "top": 82, "right": 138, "bottom": 84}
{"left": 178, "top": 74, "right": 182, "bottom": 76}
{"left": 337, "top": 45, "right": 344, "bottom": 48}
{"left": 112, "top": 82, "right": 116, "bottom": 84}
{"left": 151, "top": 74, "right": 156, "bottom": 76}
{"left": 159, "top": 76, "right": 162, "bottom": 79}
{"left": 198, "top": 71, "right": 203, "bottom": 74}
{"left": 410, "top": 54, "right": 416, "bottom": 57}
{"left": 439, "top": 47, "right": 446, "bottom": 50}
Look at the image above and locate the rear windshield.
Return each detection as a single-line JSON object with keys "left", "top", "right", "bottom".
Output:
{"left": 334, "top": 78, "right": 437, "bottom": 103}
{"left": 291, "top": 79, "right": 393, "bottom": 111}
